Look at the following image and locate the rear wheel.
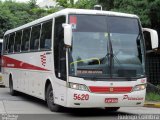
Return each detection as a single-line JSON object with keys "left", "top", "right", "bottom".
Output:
{"left": 46, "top": 84, "right": 62, "bottom": 112}
{"left": 9, "top": 76, "right": 17, "bottom": 96}
{"left": 105, "top": 107, "right": 120, "bottom": 112}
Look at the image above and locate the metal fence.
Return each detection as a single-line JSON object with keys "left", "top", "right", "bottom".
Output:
{"left": 146, "top": 53, "right": 160, "bottom": 85}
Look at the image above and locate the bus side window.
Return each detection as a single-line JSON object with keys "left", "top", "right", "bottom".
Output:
{"left": 40, "top": 20, "right": 52, "bottom": 50}
{"left": 30, "top": 24, "right": 41, "bottom": 51}
{"left": 14, "top": 30, "right": 22, "bottom": 53}
{"left": 8, "top": 33, "right": 15, "bottom": 53}
{"left": 21, "top": 28, "right": 31, "bottom": 52}
{"left": 3, "top": 35, "right": 9, "bottom": 54}
{"left": 54, "top": 16, "right": 66, "bottom": 81}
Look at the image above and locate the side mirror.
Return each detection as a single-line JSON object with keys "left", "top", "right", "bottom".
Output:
{"left": 62, "top": 24, "right": 72, "bottom": 47}
{"left": 143, "top": 28, "right": 158, "bottom": 50}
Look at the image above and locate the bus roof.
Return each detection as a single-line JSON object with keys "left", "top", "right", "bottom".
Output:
{"left": 4, "top": 8, "right": 139, "bottom": 35}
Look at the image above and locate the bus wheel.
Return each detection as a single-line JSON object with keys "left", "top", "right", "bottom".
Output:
{"left": 9, "top": 76, "right": 17, "bottom": 96}
{"left": 104, "top": 107, "right": 120, "bottom": 112}
{"left": 46, "top": 84, "right": 62, "bottom": 112}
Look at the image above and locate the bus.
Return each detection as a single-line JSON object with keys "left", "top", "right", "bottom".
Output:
{"left": 0, "top": 39, "right": 3, "bottom": 86}
{"left": 1, "top": 8, "right": 158, "bottom": 112}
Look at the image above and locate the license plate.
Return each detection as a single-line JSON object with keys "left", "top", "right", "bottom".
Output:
{"left": 105, "top": 98, "right": 118, "bottom": 103}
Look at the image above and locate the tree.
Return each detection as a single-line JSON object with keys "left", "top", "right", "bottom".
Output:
{"left": 28, "top": 0, "right": 38, "bottom": 9}
{"left": 57, "top": 0, "right": 97, "bottom": 9}
{"left": 112, "top": 0, "right": 150, "bottom": 27}
{"left": 74, "top": 0, "right": 97, "bottom": 9}
{"left": 57, "top": 0, "right": 70, "bottom": 8}
{"left": 0, "top": 0, "right": 59, "bottom": 37}
{"left": 97, "top": 0, "right": 114, "bottom": 10}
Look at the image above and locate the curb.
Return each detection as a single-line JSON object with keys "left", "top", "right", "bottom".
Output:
{"left": 144, "top": 102, "right": 160, "bottom": 108}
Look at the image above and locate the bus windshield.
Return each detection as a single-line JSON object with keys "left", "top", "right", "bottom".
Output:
{"left": 68, "top": 15, "right": 145, "bottom": 79}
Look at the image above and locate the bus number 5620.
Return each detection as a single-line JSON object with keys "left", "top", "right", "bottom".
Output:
{"left": 73, "top": 94, "right": 89, "bottom": 100}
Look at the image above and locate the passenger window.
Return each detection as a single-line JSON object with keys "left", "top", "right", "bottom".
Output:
{"left": 21, "top": 28, "right": 31, "bottom": 51}
{"left": 54, "top": 16, "right": 66, "bottom": 81}
{"left": 8, "top": 33, "right": 15, "bottom": 53}
{"left": 14, "top": 30, "right": 22, "bottom": 53}
{"left": 30, "top": 24, "right": 41, "bottom": 51}
{"left": 3, "top": 35, "right": 9, "bottom": 53}
{"left": 40, "top": 20, "right": 52, "bottom": 50}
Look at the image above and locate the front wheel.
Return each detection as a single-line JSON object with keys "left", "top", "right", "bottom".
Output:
{"left": 105, "top": 107, "right": 120, "bottom": 112}
{"left": 9, "top": 76, "right": 17, "bottom": 96}
{"left": 46, "top": 84, "right": 62, "bottom": 112}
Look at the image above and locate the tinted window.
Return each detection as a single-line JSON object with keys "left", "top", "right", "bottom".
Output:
{"left": 40, "top": 20, "right": 52, "bottom": 50}
{"left": 30, "top": 24, "right": 41, "bottom": 50}
{"left": 0, "top": 42, "right": 1, "bottom": 52}
{"left": 21, "top": 28, "right": 31, "bottom": 51}
{"left": 3, "top": 35, "right": 9, "bottom": 53}
{"left": 107, "top": 16, "right": 139, "bottom": 34}
{"left": 8, "top": 33, "right": 15, "bottom": 53}
{"left": 14, "top": 31, "right": 22, "bottom": 52}
{"left": 69, "top": 15, "right": 107, "bottom": 32}
{"left": 54, "top": 16, "right": 66, "bottom": 81}
{"left": 69, "top": 15, "right": 139, "bottom": 34}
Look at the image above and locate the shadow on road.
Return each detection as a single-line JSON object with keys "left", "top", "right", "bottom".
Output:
{"left": 63, "top": 108, "right": 134, "bottom": 117}
{"left": 2, "top": 88, "right": 136, "bottom": 117}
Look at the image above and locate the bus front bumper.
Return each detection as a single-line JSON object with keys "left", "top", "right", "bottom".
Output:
{"left": 66, "top": 88, "right": 146, "bottom": 108}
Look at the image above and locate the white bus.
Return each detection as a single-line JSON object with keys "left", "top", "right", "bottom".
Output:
{"left": 2, "top": 9, "right": 158, "bottom": 112}
{"left": 0, "top": 39, "right": 3, "bottom": 86}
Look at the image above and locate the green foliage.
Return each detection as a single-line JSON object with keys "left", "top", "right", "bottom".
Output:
{"left": 74, "top": 0, "right": 97, "bottom": 9}
{"left": 1, "top": 0, "right": 160, "bottom": 38}
{"left": 28, "top": 0, "right": 38, "bottom": 9}
{"left": 57, "top": 0, "right": 70, "bottom": 8}
{"left": 96, "top": 0, "right": 160, "bottom": 29}
{"left": 97, "top": 0, "right": 114, "bottom": 10}
{"left": 112, "top": 0, "right": 150, "bottom": 27}
{"left": 146, "top": 92, "right": 160, "bottom": 101}
{"left": 0, "top": 0, "right": 59, "bottom": 38}
{"left": 57, "top": 0, "right": 97, "bottom": 9}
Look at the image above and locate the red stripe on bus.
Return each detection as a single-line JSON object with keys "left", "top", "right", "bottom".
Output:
{"left": 2, "top": 56, "right": 50, "bottom": 71}
{"left": 89, "top": 86, "right": 133, "bottom": 93}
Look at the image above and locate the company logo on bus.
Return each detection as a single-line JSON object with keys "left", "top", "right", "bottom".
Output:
{"left": 109, "top": 87, "right": 114, "bottom": 92}
{"left": 40, "top": 53, "right": 46, "bottom": 67}
{"left": 123, "top": 95, "right": 144, "bottom": 101}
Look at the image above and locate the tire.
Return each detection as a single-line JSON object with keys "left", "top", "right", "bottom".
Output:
{"left": 46, "top": 84, "right": 62, "bottom": 112}
{"left": 105, "top": 107, "right": 120, "bottom": 112}
{"left": 9, "top": 76, "right": 17, "bottom": 96}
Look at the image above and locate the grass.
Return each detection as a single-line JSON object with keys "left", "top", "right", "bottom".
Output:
{"left": 146, "top": 92, "right": 160, "bottom": 102}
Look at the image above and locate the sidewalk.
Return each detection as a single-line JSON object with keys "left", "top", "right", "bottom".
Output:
{"left": 144, "top": 101, "right": 160, "bottom": 108}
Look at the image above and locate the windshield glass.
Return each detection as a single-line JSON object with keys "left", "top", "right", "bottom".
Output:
{"left": 68, "top": 15, "right": 145, "bottom": 79}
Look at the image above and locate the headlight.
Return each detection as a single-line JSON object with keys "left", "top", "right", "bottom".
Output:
{"left": 68, "top": 82, "right": 88, "bottom": 91}
{"left": 133, "top": 84, "right": 147, "bottom": 91}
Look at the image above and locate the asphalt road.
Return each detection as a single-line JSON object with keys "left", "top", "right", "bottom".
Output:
{"left": 0, "top": 87, "right": 160, "bottom": 120}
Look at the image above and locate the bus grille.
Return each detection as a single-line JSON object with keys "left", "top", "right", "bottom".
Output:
{"left": 88, "top": 86, "right": 133, "bottom": 93}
